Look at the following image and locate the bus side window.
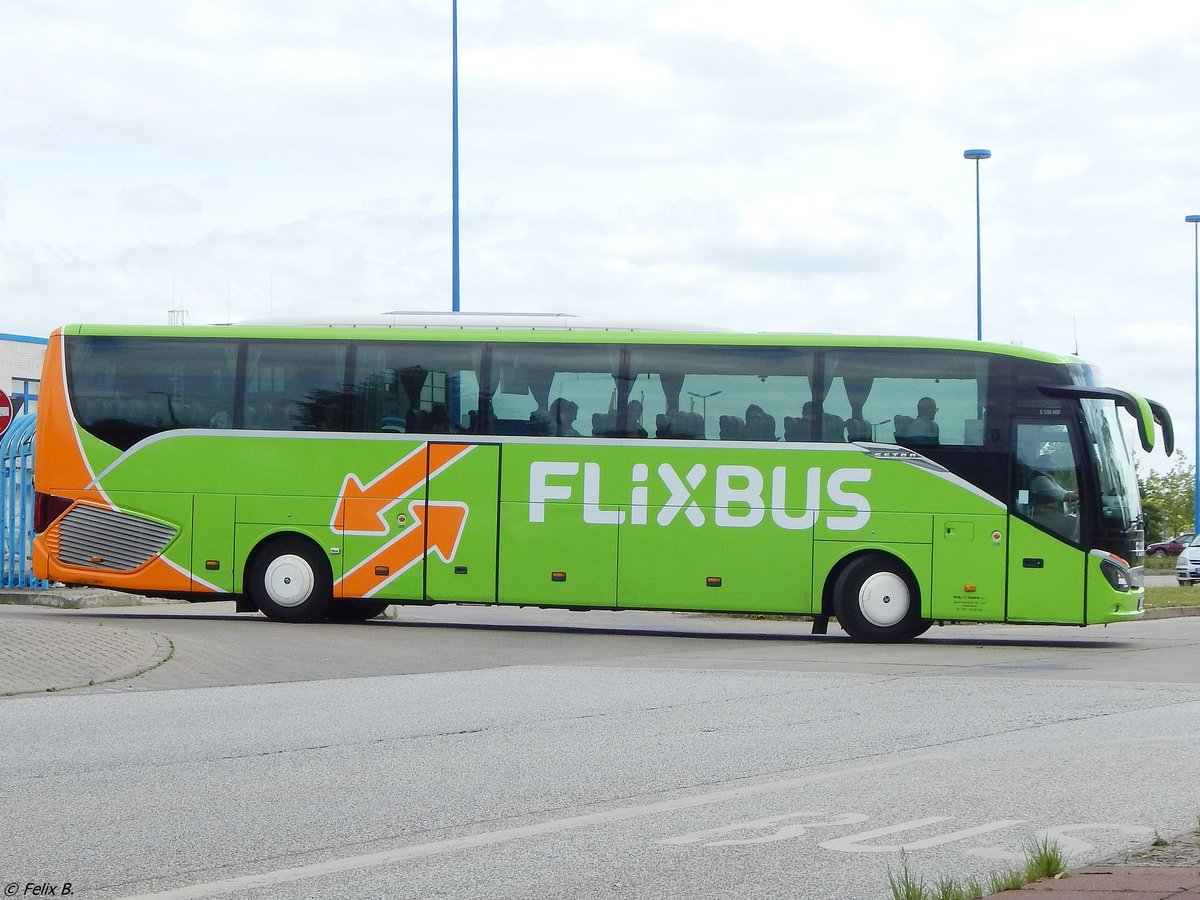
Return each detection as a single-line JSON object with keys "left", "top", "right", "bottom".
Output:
{"left": 489, "top": 344, "right": 622, "bottom": 439}
{"left": 349, "top": 343, "right": 483, "bottom": 435}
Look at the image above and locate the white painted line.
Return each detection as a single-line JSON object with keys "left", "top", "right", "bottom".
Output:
{"left": 114, "top": 753, "right": 948, "bottom": 899}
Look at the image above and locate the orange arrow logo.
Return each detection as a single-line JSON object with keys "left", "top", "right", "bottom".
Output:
{"left": 337, "top": 501, "right": 468, "bottom": 598}
{"left": 332, "top": 443, "right": 472, "bottom": 534}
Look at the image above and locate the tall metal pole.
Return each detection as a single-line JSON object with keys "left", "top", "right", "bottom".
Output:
{"left": 964, "top": 150, "right": 991, "bottom": 341}
{"left": 974, "top": 160, "right": 982, "bottom": 340}
{"left": 451, "top": 0, "right": 461, "bottom": 312}
{"left": 1189, "top": 215, "right": 1200, "bottom": 531}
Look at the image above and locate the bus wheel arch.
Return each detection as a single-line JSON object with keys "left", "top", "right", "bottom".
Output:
{"left": 245, "top": 533, "right": 334, "bottom": 623}
{"left": 828, "top": 551, "right": 927, "bottom": 642}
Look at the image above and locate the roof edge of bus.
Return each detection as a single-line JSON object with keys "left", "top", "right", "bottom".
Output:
{"left": 227, "top": 312, "right": 735, "bottom": 332}
{"left": 55, "top": 321, "right": 1077, "bottom": 363}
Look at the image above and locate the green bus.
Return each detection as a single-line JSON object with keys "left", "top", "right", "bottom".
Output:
{"left": 32, "top": 314, "right": 1172, "bottom": 641}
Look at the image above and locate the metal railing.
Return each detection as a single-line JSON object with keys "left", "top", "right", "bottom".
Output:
{"left": 1, "top": 415, "right": 46, "bottom": 589}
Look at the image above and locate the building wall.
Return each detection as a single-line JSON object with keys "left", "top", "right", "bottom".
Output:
{"left": 1, "top": 334, "right": 49, "bottom": 414}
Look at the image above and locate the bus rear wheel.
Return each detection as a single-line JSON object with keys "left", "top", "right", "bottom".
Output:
{"left": 832, "top": 555, "right": 927, "bottom": 642}
{"left": 247, "top": 537, "right": 333, "bottom": 623}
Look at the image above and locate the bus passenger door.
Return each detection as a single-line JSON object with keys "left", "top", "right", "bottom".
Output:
{"left": 336, "top": 439, "right": 428, "bottom": 602}
{"left": 1006, "top": 420, "right": 1086, "bottom": 623}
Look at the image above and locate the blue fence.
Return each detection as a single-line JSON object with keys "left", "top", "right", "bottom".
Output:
{"left": 1, "top": 415, "right": 46, "bottom": 589}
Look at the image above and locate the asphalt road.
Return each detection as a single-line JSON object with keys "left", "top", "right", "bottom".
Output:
{"left": 3, "top": 603, "right": 1200, "bottom": 900}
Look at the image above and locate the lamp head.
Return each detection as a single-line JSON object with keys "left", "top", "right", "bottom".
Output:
{"left": 963, "top": 149, "right": 992, "bottom": 160}
{"left": 1187, "top": 215, "right": 1200, "bottom": 223}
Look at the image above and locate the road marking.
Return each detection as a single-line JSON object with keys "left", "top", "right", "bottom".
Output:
{"left": 113, "top": 753, "right": 947, "bottom": 899}
{"left": 661, "top": 810, "right": 870, "bottom": 847}
{"left": 819, "top": 816, "right": 1025, "bottom": 853}
{"left": 1039, "top": 823, "right": 1155, "bottom": 857}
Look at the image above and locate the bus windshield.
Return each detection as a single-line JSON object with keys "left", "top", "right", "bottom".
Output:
{"left": 1080, "top": 396, "right": 1142, "bottom": 537}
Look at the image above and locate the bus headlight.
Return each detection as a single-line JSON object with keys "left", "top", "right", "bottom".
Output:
{"left": 1100, "top": 556, "right": 1132, "bottom": 592}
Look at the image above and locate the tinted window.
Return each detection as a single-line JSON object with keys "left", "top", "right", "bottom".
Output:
{"left": 487, "top": 344, "right": 622, "bottom": 437}
{"left": 628, "top": 345, "right": 814, "bottom": 441}
{"left": 350, "top": 341, "right": 483, "bottom": 434}
{"left": 824, "top": 348, "right": 989, "bottom": 448}
{"left": 67, "top": 336, "right": 238, "bottom": 450}
{"left": 243, "top": 341, "right": 348, "bottom": 431}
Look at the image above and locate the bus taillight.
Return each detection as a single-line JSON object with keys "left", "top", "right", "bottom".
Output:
{"left": 34, "top": 492, "right": 72, "bottom": 533}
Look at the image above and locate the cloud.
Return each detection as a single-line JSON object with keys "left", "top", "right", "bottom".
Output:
{"left": 122, "top": 184, "right": 202, "bottom": 216}
{"left": 1, "top": 0, "right": 1197, "bottom": 470}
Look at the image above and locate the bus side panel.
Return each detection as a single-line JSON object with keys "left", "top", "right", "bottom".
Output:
{"left": 425, "top": 443, "right": 499, "bottom": 603}
{"left": 930, "top": 514, "right": 1007, "bottom": 621}
{"left": 614, "top": 446, "right": 816, "bottom": 613}
{"left": 43, "top": 491, "right": 196, "bottom": 594}
{"left": 192, "top": 493, "right": 236, "bottom": 593}
{"left": 1005, "top": 517, "right": 1085, "bottom": 623}
{"left": 497, "top": 443, "right": 619, "bottom": 607}
{"left": 617, "top": 507, "right": 813, "bottom": 613}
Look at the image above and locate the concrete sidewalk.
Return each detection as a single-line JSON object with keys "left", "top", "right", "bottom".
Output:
{"left": 0, "top": 589, "right": 176, "bottom": 696}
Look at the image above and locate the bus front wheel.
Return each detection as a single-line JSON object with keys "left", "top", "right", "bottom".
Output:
{"left": 247, "top": 537, "right": 333, "bottom": 623}
{"left": 832, "top": 555, "right": 926, "bottom": 642}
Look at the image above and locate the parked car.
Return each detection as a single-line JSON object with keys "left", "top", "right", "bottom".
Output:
{"left": 1176, "top": 536, "right": 1200, "bottom": 585}
{"left": 1148, "top": 532, "right": 1195, "bottom": 558}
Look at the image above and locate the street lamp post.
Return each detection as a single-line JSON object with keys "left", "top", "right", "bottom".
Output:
{"left": 1188, "top": 215, "right": 1200, "bottom": 531}
{"left": 451, "top": 0, "right": 461, "bottom": 313}
{"left": 964, "top": 149, "right": 992, "bottom": 341}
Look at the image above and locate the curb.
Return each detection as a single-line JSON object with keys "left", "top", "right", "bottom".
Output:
{"left": 0, "top": 589, "right": 183, "bottom": 609}
{"left": 1143, "top": 605, "right": 1200, "bottom": 619}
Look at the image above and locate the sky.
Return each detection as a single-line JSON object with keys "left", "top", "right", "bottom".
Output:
{"left": 2, "top": 0, "right": 1198, "bottom": 471}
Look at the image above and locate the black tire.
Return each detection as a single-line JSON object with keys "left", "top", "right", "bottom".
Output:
{"left": 246, "top": 537, "right": 333, "bottom": 623}
{"left": 908, "top": 619, "right": 934, "bottom": 639}
{"left": 1153, "top": 549, "right": 1167, "bottom": 559}
{"left": 326, "top": 599, "right": 391, "bottom": 623}
{"left": 832, "top": 554, "right": 926, "bottom": 642}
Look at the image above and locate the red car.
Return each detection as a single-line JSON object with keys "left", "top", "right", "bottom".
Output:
{"left": 1147, "top": 533, "right": 1196, "bottom": 558}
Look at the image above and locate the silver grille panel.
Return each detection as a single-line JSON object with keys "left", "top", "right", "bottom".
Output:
{"left": 57, "top": 505, "right": 177, "bottom": 571}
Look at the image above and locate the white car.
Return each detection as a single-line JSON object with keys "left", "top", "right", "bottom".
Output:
{"left": 1175, "top": 535, "right": 1200, "bottom": 585}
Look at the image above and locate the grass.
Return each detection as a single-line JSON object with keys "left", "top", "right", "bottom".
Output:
{"left": 1143, "top": 583, "right": 1200, "bottom": 609}
{"left": 887, "top": 838, "right": 1067, "bottom": 900}
{"left": 1141, "top": 553, "right": 1200, "bottom": 610}
{"left": 1145, "top": 554, "right": 1178, "bottom": 573}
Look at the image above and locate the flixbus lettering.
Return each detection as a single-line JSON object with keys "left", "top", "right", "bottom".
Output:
{"left": 527, "top": 461, "right": 872, "bottom": 531}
